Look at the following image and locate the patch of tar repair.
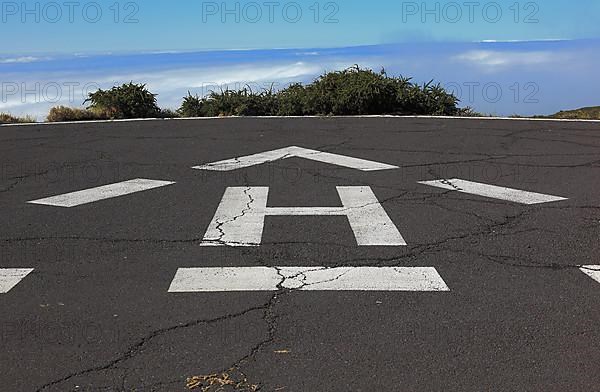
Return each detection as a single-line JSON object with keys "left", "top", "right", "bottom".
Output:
{"left": 187, "top": 368, "right": 258, "bottom": 391}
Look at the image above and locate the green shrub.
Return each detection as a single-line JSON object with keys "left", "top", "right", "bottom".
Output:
{"left": 276, "top": 83, "right": 311, "bottom": 116}
{"left": 0, "top": 112, "right": 35, "bottom": 124}
{"left": 405, "top": 81, "right": 460, "bottom": 116}
{"left": 180, "top": 87, "right": 279, "bottom": 117}
{"left": 176, "top": 66, "right": 462, "bottom": 117}
{"left": 178, "top": 93, "right": 205, "bottom": 117}
{"left": 305, "top": 66, "right": 401, "bottom": 115}
{"left": 46, "top": 106, "right": 108, "bottom": 122}
{"left": 205, "top": 88, "right": 278, "bottom": 116}
{"left": 84, "top": 82, "right": 160, "bottom": 119}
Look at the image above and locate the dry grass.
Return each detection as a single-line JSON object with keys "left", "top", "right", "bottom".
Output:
{"left": 46, "top": 106, "right": 109, "bottom": 122}
{"left": 546, "top": 106, "right": 600, "bottom": 120}
{"left": 0, "top": 112, "right": 36, "bottom": 124}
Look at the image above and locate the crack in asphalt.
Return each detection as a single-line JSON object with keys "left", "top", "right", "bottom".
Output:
{"left": 201, "top": 186, "right": 256, "bottom": 246}
{"left": 174, "top": 198, "right": 600, "bottom": 389}
{"left": 5, "top": 126, "right": 600, "bottom": 390}
{"left": 1, "top": 201, "right": 597, "bottom": 251}
{"left": 185, "top": 265, "right": 360, "bottom": 391}
{"left": 0, "top": 179, "right": 21, "bottom": 193}
{"left": 460, "top": 250, "right": 584, "bottom": 270}
{"left": 0, "top": 168, "right": 54, "bottom": 193}
{"left": 0, "top": 157, "right": 122, "bottom": 194}
{"left": 34, "top": 304, "right": 271, "bottom": 392}
{"left": 438, "top": 178, "right": 463, "bottom": 191}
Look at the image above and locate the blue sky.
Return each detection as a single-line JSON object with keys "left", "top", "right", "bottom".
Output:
{"left": 0, "top": 1, "right": 599, "bottom": 118}
{"left": 1, "top": 0, "right": 600, "bottom": 53}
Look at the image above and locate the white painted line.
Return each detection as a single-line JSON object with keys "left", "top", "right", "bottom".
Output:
{"left": 418, "top": 178, "right": 568, "bottom": 205}
{"left": 27, "top": 178, "right": 176, "bottom": 207}
{"left": 580, "top": 266, "right": 600, "bottom": 284}
{"left": 336, "top": 186, "right": 406, "bottom": 245}
{"left": 168, "top": 267, "right": 449, "bottom": 292}
{"left": 6, "top": 115, "right": 600, "bottom": 127}
{"left": 0, "top": 268, "right": 34, "bottom": 293}
{"left": 200, "top": 186, "right": 406, "bottom": 246}
{"left": 200, "top": 187, "right": 268, "bottom": 247}
{"left": 294, "top": 148, "right": 398, "bottom": 171}
{"left": 192, "top": 146, "right": 398, "bottom": 172}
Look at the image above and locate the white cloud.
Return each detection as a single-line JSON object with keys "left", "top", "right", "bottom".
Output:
{"left": 89, "top": 61, "right": 324, "bottom": 106}
{"left": 0, "top": 59, "right": 371, "bottom": 119}
{"left": 92, "top": 59, "right": 384, "bottom": 108}
{"left": 478, "top": 39, "right": 568, "bottom": 43}
{"left": 452, "top": 50, "right": 566, "bottom": 69}
{"left": 0, "top": 56, "right": 45, "bottom": 64}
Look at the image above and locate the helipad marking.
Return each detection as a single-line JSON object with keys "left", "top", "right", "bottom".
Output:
{"left": 192, "top": 146, "right": 398, "bottom": 172}
{"left": 200, "top": 186, "right": 406, "bottom": 246}
{"left": 0, "top": 268, "right": 34, "bottom": 293}
{"left": 580, "top": 266, "right": 600, "bottom": 285}
{"left": 168, "top": 267, "right": 449, "bottom": 292}
{"left": 418, "top": 178, "right": 568, "bottom": 205}
{"left": 27, "top": 178, "right": 176, "bottom": 207}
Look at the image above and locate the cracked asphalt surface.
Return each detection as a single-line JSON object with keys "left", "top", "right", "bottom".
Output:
{"left": 1, "top": 117, "right": 600, "bottom": 391}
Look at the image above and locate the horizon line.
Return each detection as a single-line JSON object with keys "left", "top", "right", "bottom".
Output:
{"left": 0, "top": 38, "right": 594, "bottom": 59}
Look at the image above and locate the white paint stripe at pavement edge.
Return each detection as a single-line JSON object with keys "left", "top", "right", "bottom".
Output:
{"left": 5, "top": 115, "right": 600, "bottom": 127}
{"left": 27, "top": 178, "right": 176, "bottom": 207}
{"left": 0, "top": 269, "right": 34, "bottom": 293}
{"left": 418, "top": 178, "right": 568, "bottom": 205}
{"left": 579, "top": 266, "right": 600, "bottom": 284}
{"left": 168, "top": 267, "right": 449, "bottom": 292}
{"left": 192, "top": 146, "right": 399, "bottom": 172}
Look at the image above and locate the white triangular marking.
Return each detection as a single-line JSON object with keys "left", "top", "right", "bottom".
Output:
{"left": 580, "top": 266, "right": 600, "bottom": 285}
{"left": 0, "top": 268, "right": 34, "bottom": 293}
{"left": 192, "top": 146, "right": 398, "bottom": 172}
{"left": 28, "top": 179, "right": 176, "bottom": 208}
{"left": 418, "top": 179, "right": 568, "bottom": 205}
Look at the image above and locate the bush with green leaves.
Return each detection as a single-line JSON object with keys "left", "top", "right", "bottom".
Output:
{"left": 303, "top": 66, "right": 402, "bottom": 115}
{"left": 84, "top": 82, "right": 161, "bottom": 119}
{"left": 304, "top": 66, "right": 461, "bottom": 116}
{"left": 178, "top": 93, "right": 205, "bottom": 117}
{"left": 177, "top": 66, "right": 462, "bottom": 117}
{"left": 211, "top": 88, "right": 278, "bottom": 116}
{"left": 275, "top": 83, "right": 311, "bottom": 116}
{"left": 179, "top": 87, "right": 279, "bottom": 117}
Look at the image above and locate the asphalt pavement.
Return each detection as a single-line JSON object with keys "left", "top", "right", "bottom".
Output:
{"left": 1, "top": 116, "right": 600, "bottom": 391}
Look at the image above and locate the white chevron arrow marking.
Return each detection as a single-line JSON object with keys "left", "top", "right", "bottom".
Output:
{"left": 192, "top": 146, "right": 398, "bottom": 172}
